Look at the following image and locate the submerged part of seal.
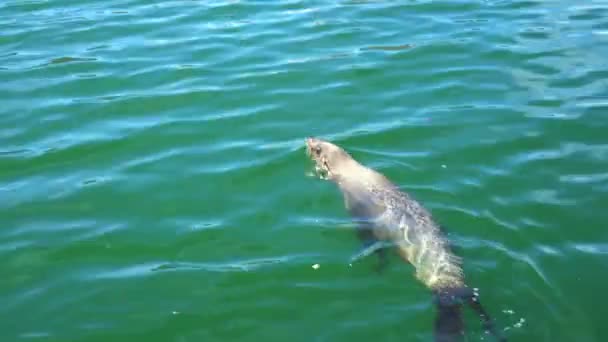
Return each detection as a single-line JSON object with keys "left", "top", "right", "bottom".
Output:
{"left": 305, "top": 137, "right": 505, "bottom": 342}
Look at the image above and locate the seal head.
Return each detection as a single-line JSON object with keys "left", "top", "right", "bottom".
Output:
{"left": 305, "top": 137, "right": 354, "bottom": 181}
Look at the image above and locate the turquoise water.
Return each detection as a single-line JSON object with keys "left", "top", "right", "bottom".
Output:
{"left": 1, "top": 0, "right": 607, "bottom": 341}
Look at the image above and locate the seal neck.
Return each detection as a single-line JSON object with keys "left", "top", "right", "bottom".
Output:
{"left": 333, "top": 159, "right": 386, "bottom": 193}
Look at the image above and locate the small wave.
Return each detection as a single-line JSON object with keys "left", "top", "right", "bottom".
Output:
{"left": 361, "top": 43, "right": 413, "bottom": 51}
{"left": 86, "top": 255, "right": 313, "bottom": 280}
{"left": 560, "top": 173, "right": 608, "bottom": 185}
{"left": 569, "top": 243, "right": 608, "bottom": 255}
{"left": 47, "top": 56, "right": 97, "bottom": 65}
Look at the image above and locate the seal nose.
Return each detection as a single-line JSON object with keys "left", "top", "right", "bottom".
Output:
{"left": 307, "top": 137, "right": 319, "bottom": 144}
{"left": 305, "top": 137, "right": 321, "bottom": 157}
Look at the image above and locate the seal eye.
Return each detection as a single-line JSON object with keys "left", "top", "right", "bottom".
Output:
{"left": 314, "top": 146, "right": 322, "bottom": 155}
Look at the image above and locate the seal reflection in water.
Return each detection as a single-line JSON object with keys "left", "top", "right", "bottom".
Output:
{"left": 305, "top": 137, "right": 506, "bottom": 342}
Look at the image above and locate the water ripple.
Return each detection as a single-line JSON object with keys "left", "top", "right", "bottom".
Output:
{"left": 1, "top": 0, "right": 607, "bottom": 340}
{"left": 86, "top": 255, "right": 316, "bottom": 281}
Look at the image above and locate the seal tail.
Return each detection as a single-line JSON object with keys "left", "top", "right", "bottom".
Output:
{"left": 433, "top": 287, "right": 506, "bottom": 342}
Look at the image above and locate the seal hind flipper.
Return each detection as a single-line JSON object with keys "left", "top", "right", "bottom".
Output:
{"left": 434, "top": 296, "right": 464, "bottom": 342}
{"left": 467, "top": 294, "right": 507, "bottom": 342}
{"left": 434, "top": 287, "right": 506, "bottom": 342}
{"left": 434, "top": 287, "right": 474, "bottom": 342}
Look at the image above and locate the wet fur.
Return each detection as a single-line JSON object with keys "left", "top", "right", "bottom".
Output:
{"left": 305, "top": 137, "right": 505, "bottom": 342}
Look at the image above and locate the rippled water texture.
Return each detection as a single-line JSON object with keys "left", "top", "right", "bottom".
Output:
{"left": 1, "top": 0, "right": 607, "bottom": 341}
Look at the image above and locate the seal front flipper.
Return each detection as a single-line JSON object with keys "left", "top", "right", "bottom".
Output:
{"left": 348, "top": 223, "right": 389, "bottom": 272}
{"left": 349, "top": 239, "right": 391, "bottom": 271}
{"left": 346, "top": 194, "right": 391, "bottom": 272}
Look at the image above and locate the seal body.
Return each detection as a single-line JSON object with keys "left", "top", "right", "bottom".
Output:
{"left": 305, "top": 137, "right": 463, "bottom": 289}
{"left": 305, "top": 137, "right": 505, "bottom": 342}
{"left": 341, "top": 171, "right": 465, "bottom": 291}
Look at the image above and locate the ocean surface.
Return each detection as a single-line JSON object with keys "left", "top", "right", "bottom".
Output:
{"left": 1, "top": 0, "right": 607, "bottom": 341}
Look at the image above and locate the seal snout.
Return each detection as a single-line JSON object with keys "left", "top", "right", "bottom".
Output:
{"left": 306, "top": 136, "right": 319, "bottom": 146}
{"left": 305, "top": 137, "right": 320, "bottom": 157}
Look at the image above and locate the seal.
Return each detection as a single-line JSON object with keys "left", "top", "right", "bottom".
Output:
{"left": 305, "top": 137, "right": 505, "bottom": 342}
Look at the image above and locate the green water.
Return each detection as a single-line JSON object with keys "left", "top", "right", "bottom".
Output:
{"left": 2, "top": 0, "right": 608, "bottom": 341}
